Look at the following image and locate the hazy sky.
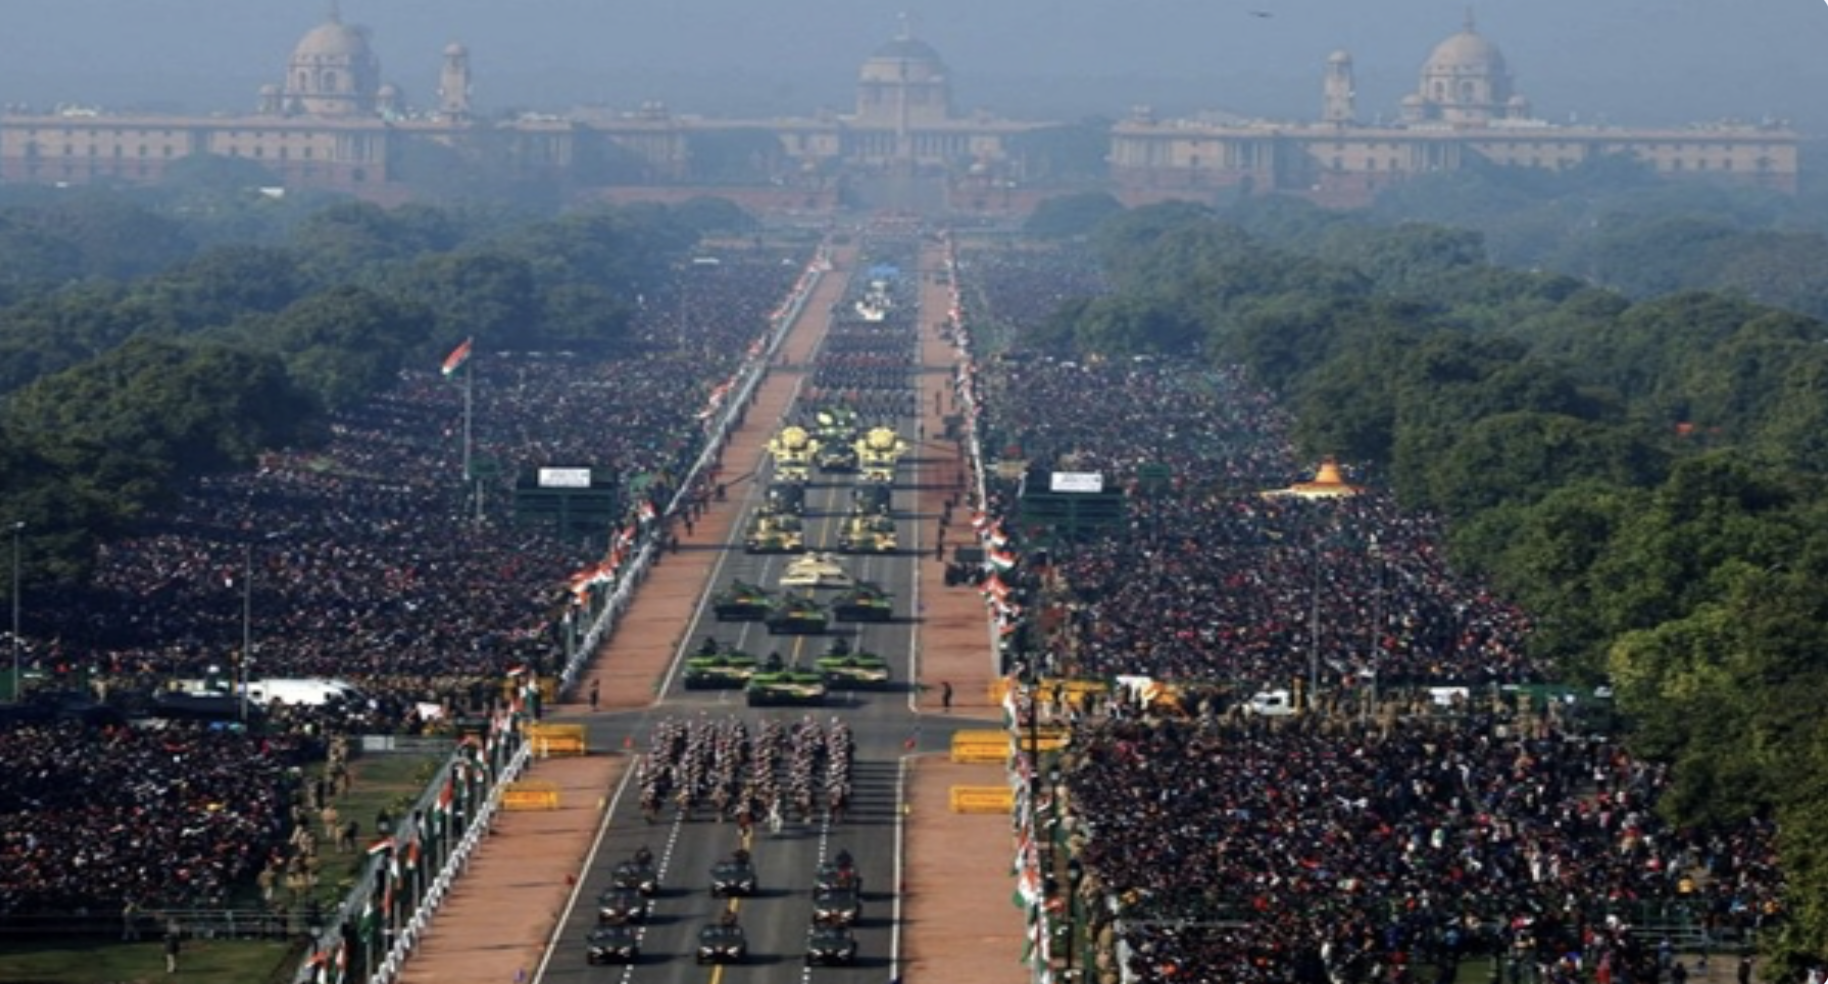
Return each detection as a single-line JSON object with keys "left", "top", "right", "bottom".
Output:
{"left": 0, "top": 0, "right": 1820, "bottom": 131}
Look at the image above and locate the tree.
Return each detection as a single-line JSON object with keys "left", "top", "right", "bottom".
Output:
{"left": 1023, "top": 192, "right": 1125, "bottom": 241}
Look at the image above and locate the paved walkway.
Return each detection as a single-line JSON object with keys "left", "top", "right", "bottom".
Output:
{"left": 399, "top": 239, "right": 1025, "bottom": 984}
{"left": 899, "top": 238, "right": 1028, "bottom": 983}
{"left": 400, "top": 249, "right": 850, "bottom": 984}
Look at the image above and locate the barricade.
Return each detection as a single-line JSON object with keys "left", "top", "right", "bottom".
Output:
{"left": 1017, "top": 726, "right": 1069, "bottom": 754}
{"left": 527, "top": 723, "right": 588, "bottom": 757}
{"left": 949, "top": 729, "right": 1009, "bottom": 764}
{"left": 500, "top": 780, "right": 561, "bottom": 811}
{"left": 949, "top": 786, "right": 1015, "bottom": 813}
{"left": 986, "top": 677, "right": 1110, "bottom": 704}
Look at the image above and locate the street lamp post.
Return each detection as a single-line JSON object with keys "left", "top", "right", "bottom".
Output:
{"left": 10, "top": 522, "right": 22, "bottom": 702}
{"left": 240, "top": 542, "right": 253, "bottom": 723}
{"left": 1308, "top": 538, "right": 1323, "bottom": 710}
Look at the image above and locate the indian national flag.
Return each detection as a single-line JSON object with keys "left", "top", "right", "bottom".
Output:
{"left": 440, "top": 337, "right": 474, "bottom": 377}
{"left": 987, "top": 548, "right": 1017, "bottom": 572}
{"left": 366, "top": 836, "right": 395, "bottom": 858}
{"left": 639, "top": 499, "right": 658, "bottom": 522}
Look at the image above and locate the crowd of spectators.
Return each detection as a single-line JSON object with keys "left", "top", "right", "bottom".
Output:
{"left": 964, "top": 247, "right": 1783, "bottom": 983}
{"left": 0, "top": 248, "right": 809, "bottom": 916}
{"left": 0, "top": 721, "right": 315, "bottom": 914}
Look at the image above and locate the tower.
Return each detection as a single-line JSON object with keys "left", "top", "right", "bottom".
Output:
{"left": 1322, "top": 50, "right": 1356, "bottom": 124}
{"left": 439, "top": 43, "right": 473, "bottom": 120}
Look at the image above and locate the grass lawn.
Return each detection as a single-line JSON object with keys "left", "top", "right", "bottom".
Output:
{"left": 300, "top": 751, "right": 445, "bottom": 910}
{"left": 0, "top": 937, "right": 302, "bottom": 984}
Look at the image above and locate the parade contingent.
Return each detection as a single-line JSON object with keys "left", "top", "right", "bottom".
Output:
{"left": 958, "top": 248, "right": 1784, "bottom": 984}
{"left": 633, "top": 714, "right": 855, "bottom": 831}
{"left": 0, "top": 250, "right": 806, "bottom": 924}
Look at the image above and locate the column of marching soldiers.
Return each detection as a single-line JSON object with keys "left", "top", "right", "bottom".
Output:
{"left": 636, "top": 714, "right": 855, "bottom": 832}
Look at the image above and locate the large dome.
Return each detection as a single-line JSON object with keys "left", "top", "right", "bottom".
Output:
{"left": 293, "top": 18, "right": 373, "bottom": 62}
{"left": 870, "top": 37, "right": 942, "bottom": 63}
{"left": 1423, "top": 25, "right": 1505, "bottom": 76}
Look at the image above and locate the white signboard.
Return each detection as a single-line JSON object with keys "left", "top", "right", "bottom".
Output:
{"left": 538, "top": 467, "right": 592, "bottom": 488}
{"left": 1050, "top": 471, "right": 1105, "bottom": 493}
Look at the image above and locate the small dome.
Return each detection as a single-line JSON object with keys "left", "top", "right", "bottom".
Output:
{"left": 377, "top": 83, "right": 400, "bottom": 96}
{"left": 258, "top": 83, "right": 281, "bottom": 94}
{"left": 1327, "top": 49, "right": 1352, "bottom": 64}
{"left": 444, "top": 42, "right": 468, "bottom": 57}
{"left": 294, "top": 18, "right": 373, "bottom": 61}
{"left": 1424, "top": 27, "right": 1506, "bottom": 76}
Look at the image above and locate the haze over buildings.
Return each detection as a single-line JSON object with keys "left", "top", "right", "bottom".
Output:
{"left": 0, "top": 1, "right": 1804, "bottom": 213}
{"left": 0, "top": 0, "right": 1818, "bottom": 131}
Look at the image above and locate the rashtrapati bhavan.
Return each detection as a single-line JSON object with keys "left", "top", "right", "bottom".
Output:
{"left": 0, "top": 9, "right": 1797, "bottom": 213}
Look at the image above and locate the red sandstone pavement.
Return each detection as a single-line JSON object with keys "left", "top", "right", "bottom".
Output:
{"left": 898, "top": 238, "right": 1029, "bottom": 983}
{"left": 400, "top": 250, "right": 851, "bottom": 984}
{"left": 401, "top": 238, "right": 1026, "bottom": 984}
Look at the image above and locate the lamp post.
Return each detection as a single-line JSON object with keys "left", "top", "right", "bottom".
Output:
{"left": 240, "top": 541, "right": 253, "bottom": 723}
{"left": 1308, "top": 537, "right": 1323, "bottom": 711}
{"left": 10, "top": 521, "right": 22, "bottom": 702}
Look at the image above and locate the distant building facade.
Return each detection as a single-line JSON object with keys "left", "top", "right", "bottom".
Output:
{"left": 0, "top": 11, "right": 1798, "bottom": 213}
{"left": 1111, "top": 14, "right": 1798, "bottom": 208}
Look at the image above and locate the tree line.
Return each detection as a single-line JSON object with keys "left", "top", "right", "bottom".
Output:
{"left": 1021, "top": 193, "right": 1828, "bottom": 970}
{"left": 0, "top": 188, "right": 760, "bottom": 585}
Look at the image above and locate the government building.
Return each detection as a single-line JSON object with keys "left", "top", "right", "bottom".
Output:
{"left": 0, "top": 10, "right": 1798, "bottom": 213}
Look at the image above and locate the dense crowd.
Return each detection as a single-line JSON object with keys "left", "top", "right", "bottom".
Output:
{"left": 0, "top": 721, "right": 315, "bottom": 914}
{"left": 0, "top": 248, "right": 809, "bottom": 916}
{"left": 963, "top": 247, "right": 1783, "bottom": 983}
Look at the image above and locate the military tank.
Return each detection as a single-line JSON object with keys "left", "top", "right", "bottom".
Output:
{"left": 712, "top": 580, "right": 773, "bottom": 622}
{"left": 831, "top": 581, "right": 894, "bottom": 623}
{"left": 765, "top": 593, "right": 829, "bottom": 635}
{"left": 814, "top": 637, "right": 891, "bottom": 689}
{"left": 836, "top": 513, "right": 896, "bottom": 553}
{"left": 745, "top": 513, "right": 805, "bottom": 554}
{"left": 744, "top": 668, "right": 828, "bottom": 707}
{"left": 683, "top": 639, "right": 761, "bottom": 690}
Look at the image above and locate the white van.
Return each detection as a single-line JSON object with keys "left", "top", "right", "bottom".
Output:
{"left": 1245, "top": 690, "right": 1298, "bottom": 717}
{"left": 244, "top": 678, "right": 366, "bottom": 708}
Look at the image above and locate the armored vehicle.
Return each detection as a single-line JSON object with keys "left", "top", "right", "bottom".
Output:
{"left": 831, "top": 582, "right": 894, "bottom": 623}
{"left": 712, "top": 580, "right": 772, "bottom": 621}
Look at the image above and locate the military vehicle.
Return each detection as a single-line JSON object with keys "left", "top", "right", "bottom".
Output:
{"left": 595, "top": 886, "right": 651, "bottom": 924}
{"left": 682, "top": 639, "right": 761, "bottom": 690}
{"left": 831, "top": 582, "right": 894, "bottom": 622}
{"left": 710, "top": 852, "right": 759, "bottom": 897}
{"left": 712, "top": 580, "right": 772, "bottom": 622}
{"left": 744, "top": 512, "right": 805, "bottom": 554}
{"left": 585, "top": 922, "right": 641, "bottom": 964}
{"left": 817, "top": 443, "right": 859, "bottom": 472}
{"left": 766, "top": 483, "right": 806, "bottom": 516}
{"left": 836, "top": 513, "right": 896, "bottom": 553}
{"left": 781, "top": 553, "right": 853, "bottom": 589}
{"left": 815, "top": 637, "right": 891, "bottom": 689}
{"left": 851, "top": 484, "right": 891, "bottom": 516}
{"left": 695, "top": 921, "right": 749, "bottom": 965}
{"left": 765, "top": 593, "right": 829, "bottom": 635}
{"left": 812, "top": 885, "right": 862, "bottom": 927}
{"left": 805, "top": 924, "right": 859, "bottom": 967}
{"left": 745, "top": 668, "right": 829, "bottom": 707}
{"left": 768, "top": 426, "right": 819, "bottom": 484}
{"left": 855, "top": 427, "right": 908, "bottom": 483}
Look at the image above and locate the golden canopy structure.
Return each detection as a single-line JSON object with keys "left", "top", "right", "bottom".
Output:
{"left": 1262, "top": 457, "right": 1364, "bottom": 500}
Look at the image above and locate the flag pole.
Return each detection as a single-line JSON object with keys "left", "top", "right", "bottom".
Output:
{"left": 461, "top": 355, "right": 474, "bottom": 483}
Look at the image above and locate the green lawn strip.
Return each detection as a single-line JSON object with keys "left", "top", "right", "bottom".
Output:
{"left": 302, "top": 752, "right": 444, "bottom": 910}
{"left": 0, "top": 937, "right": 301, "bottom": 984}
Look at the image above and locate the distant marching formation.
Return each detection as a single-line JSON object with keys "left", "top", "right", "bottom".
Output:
{"left": 634, "top": 714, "right": 856, "bottom": 831}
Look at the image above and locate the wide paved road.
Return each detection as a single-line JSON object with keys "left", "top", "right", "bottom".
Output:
{"left": 538, "top": 243, "right": 965, "bottom": 984}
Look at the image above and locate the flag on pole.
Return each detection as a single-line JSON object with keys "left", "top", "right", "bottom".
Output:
{"left": 366, "top": 836, "right": 395, "bottom": 858}
{"left": 440, "top": 337, "right": 474, "bottom": 377}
